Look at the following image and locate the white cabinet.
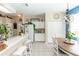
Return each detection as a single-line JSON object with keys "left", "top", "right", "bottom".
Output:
{"left": 32, "top": 22, "right": 45, "bottom": 29}
{"left": 35, "top": 33, "right": 45, "bottom": 41}
{"left": 0, "top": 35, "right": 27, "bottom": 56}
{"left": 30, "top": 17, "right": 45, "bottom": 29}
{"left": 30, "top": 17, "right": 45, "bottom": 42}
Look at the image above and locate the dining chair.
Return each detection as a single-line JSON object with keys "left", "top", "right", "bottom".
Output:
{"left": 52, "top": 37, "right": 59, "bottom": 56}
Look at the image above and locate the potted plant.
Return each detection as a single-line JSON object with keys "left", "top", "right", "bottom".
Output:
{"left": 65, "top": 32, "right": 75, "bottom": 44}
{"left": 19, "top": 30, "right": 24, "bottom": 36}
{"left": 0, "top": 24, "right": 9, "bottom": 42}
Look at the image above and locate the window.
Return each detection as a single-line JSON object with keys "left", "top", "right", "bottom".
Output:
{"left": 70, "top": 13, "right": 79, "bottom": 37}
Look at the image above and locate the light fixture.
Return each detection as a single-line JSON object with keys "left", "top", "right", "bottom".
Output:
{"left": 25, "top": 3, "right": 29, "bottom": 6}
{"left": 17, "top": 14, "right": 21, "bottom": 17}
{"left": 65, "top": 3, "right": 71, "bottom": 22}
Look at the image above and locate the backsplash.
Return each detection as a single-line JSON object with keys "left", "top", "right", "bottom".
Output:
{"left": 35, "top": 29, "right": 45, "bottom": 33}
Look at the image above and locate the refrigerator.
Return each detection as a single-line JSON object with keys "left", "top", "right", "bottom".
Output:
{"left": 24, "top": 22, "right": 35, "bottom": 42}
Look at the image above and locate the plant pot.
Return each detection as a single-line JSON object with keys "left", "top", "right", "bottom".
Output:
{"left": 0, "top": 41, "right": 3, "bottom": 44}
{"left": 64, "top": 39, "right": 75, "bottom": 45}
{"left": 3, "top": 41, "right": 7, "bottom": 45}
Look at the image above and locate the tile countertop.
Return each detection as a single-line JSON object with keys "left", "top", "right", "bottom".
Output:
{"left": 0, "top": 34, "right": 28, "bottom": 56}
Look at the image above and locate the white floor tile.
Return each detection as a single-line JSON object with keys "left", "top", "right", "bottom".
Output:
{"left": 30, "top": 42, "right": 54, "bottom": 56}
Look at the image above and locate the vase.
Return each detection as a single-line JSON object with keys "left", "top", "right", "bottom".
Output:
{"left": 64, "top": 39, "right": 75, "bottom": 45}
{"left": 3, "top": 40, "right": 7, "bottom": 45}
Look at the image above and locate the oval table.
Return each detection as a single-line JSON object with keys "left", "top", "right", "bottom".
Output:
{"left": 56, "top": 38, "right": 79, "bottom": 56}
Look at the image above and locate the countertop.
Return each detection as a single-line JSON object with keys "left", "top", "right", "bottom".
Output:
{"left": 0, "top": 34, "right": 28, "bottom": 56}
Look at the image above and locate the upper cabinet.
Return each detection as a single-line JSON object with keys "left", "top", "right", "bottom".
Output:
{"left": 30, "top": 17, "right": 45, "bottom": 22}
{"left": 30, "top": 17, "right": 45, "bottom": 29}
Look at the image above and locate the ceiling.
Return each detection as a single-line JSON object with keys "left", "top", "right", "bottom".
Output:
{"left": 7, "top": 3, "right": 79, "bottom": 17}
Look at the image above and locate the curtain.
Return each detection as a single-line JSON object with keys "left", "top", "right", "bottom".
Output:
{"left": 65, "top": 19, "right": 70, "bottom": 38}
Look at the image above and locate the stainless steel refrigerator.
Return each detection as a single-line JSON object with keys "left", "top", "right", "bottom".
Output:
{"left": 24, "top": 22, "right": 35, "bottom": 42}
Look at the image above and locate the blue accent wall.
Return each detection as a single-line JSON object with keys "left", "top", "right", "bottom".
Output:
{"left": 68, "top": 5, "right": 79, "bottom": 15}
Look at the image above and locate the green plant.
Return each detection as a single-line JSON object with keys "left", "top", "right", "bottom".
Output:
{"left": 66, "top": 32, "right": 75, "bottom": 41}
{"left": 19, "top": 30, "right": 24, "bottom": 36}
{"left": 0, "top": 24, "right": 9, "bottom": 41}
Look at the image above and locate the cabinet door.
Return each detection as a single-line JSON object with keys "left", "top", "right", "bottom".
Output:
{"left": 32, "top": 22, "right": 45, "bottom": 29}
{"left": 35, "top": 33, "right": 45, "bottom": 41}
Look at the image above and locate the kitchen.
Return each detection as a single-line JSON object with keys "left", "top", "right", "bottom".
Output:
{"left": 0, "top": 2, "right": 79, "bottom": 56}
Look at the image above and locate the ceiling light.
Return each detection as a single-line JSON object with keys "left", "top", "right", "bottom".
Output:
{"left": 17, "top": 14, "right": 22, "bottom": 18}
{"left": 25, "top": 3, "right": 29, "bottom": 7}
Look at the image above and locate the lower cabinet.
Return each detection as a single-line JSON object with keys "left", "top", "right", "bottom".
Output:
{"left": 35, "top": 33, "right": 45, "bottom": 41}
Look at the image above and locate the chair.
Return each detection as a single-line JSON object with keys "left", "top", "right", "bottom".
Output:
{"left": 45, "top": 37, "right": 59, "bottom": 56}
{"left": 52, "top": 37, "right": 59, "bottom": 56}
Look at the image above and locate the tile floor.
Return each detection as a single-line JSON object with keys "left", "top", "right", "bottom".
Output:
{"left": 13, "top": 41, "right": 68, "bottom": 56}
{"left": 30, "top": 42, "right": 54, "bottom": 56}
{"left": 26, "top": 42, "right": 67, "bottom": 56}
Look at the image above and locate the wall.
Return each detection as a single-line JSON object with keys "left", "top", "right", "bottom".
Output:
{"left": 0, "top": 11, "right": 28, "bottom": 37}
{"left": 12, "top": 15, "right": 26, "bottom": 36}
{"left": 45, "top": 11, "right": 66, "bottom": 42}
